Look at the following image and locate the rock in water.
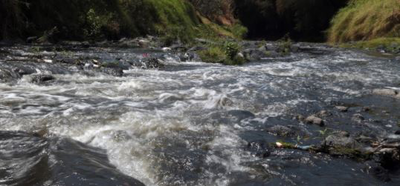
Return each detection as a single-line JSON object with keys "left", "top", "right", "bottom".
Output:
{"left": 305, "top": 115, "right": 324, "bottom": 126}
{"left": 352, "top": 114, "right": 365, "bottom": 123}
{"left": 372, "top": 89, "right": 398, "bottom": 97}
{"left": 266, "top": 125, "right": 295, "bottom": 137}
{"left": 335, "top": 106, "right": 349, "bottom": 112}
{"left": 30, "top": 74, "right": 55, "bottom": 84}
{"left": 247, "top": 140, "right": 271, "bottom": 158}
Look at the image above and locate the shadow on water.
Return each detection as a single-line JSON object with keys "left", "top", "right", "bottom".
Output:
{"left": 0, "top": 131, "right": 144, "bottom": 186}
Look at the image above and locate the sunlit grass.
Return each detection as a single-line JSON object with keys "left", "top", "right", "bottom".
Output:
{"left": 328, "top": 0, "right": 400, "bottom": 43}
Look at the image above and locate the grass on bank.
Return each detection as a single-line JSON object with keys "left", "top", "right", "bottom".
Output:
{"left": 340, "top": 37, "right": 400, "bottom": 52}
{"left": 328, "top": 0, "right": 400, "bottom": 43}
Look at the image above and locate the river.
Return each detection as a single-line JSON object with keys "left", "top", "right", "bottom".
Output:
{"left": 0, "top": 44, "right": 399, "bottom": 185}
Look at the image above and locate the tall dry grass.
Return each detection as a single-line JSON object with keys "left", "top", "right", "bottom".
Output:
{"left": 328, "top": 0, "right": 400, "bottom": 43}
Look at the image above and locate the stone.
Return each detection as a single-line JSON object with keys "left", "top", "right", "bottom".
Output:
{"left": 362, "top": 107, "right": 371, "bottom": 112}
{"left": 294, "top": 114, "right": 305, "bottom": 121}
{"left": 335, "top": 106, "right": 349, "bottom": 112}
{"left": 352, "top": 113, "right": 365, "bottom": 122}
{"left": 324, "top": 133, "right": 356, "bottom": 148}
{"left": 26, "top": 36, "right": 38, "bottom": 43}
{"left": 30, "top": 74, "right": 55, "bottom": 84}
{"left": 266, "top": 125, "right": 294, "bottom": 137}
{"left": 372, "top": 89, "right": 398, "bottom": 97}
{"left": 305, "top": 115, "right": 324, "bottom": 126}
{"left": 317, "top": 110, "right": 331, "bottom": 117}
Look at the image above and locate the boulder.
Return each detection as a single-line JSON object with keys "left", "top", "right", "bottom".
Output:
{"left": 320, "top": 131, "right": 370, "bottom": 159}
{"left": 324, "top": 131, "right": 355, "bottom": 147}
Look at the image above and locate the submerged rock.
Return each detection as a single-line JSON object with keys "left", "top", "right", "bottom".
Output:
{"left": 247, "top": 140, "right": 271, "bottom": 158}
{"left": 30, "top": 74, "right": 55, "bottom": 84}
{"left": 320, "top": 131, "right": 371, "bottom": 160}
{"left": 138, "top": 57, "right": 164, "bottom": 69}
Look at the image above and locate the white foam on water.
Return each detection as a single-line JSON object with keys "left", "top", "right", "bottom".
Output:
{"left": 1, "top": 48, "right": 400, "bottom": 186}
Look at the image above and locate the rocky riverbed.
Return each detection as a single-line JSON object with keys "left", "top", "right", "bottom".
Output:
{"left": 0, "top": 40, "right": 400, "bottom": 185}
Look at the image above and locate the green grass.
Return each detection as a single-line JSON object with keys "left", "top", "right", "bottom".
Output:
{"left": 328, "top": 0, "right": 400, "bottom": 43}
{"left": 198, "top": 45, "right": 226, "bottom": 63}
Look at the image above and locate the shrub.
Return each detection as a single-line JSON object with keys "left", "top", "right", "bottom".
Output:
{"left": 83, "top": 9, "right": 114, "bottom": 39}
{"left": 224, "top": 41, "right": 240, "bottom": 59}
{"left": 198, "top": 41, "right": 245, "bottom": 65}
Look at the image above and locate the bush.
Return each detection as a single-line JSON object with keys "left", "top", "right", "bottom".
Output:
{"left": 277, "top": 35, "right": 292, "bottom": 54}
{"left": 83, "top": 9, "right": 114, "bottom": 39}
{"left": 224, "top": 42, "right": 240, "bottom": 59}
{"left": 198, "top": 41, "right": 245, "bottom": 65}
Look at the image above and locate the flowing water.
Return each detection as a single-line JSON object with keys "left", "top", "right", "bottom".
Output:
{"left": 0, "top": 44, "right": 400, "bottom": 186}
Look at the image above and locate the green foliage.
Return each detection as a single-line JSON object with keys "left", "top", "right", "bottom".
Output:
{"left": 0, "top": 0, "right": 246, "bottom": 42}
{"left": 224, "top": 42, "right": 240, "bottom": 59}
{"left": 198, "top": 46, "right": 227, "bottom": 63}
{"left": 198, "top": 41, "right": 245, "bottom": 65}
{"left": 277, "top": 35, "right": 292, "bottom": 54}
{"left": 318, "top": 128, "right": 330, "bottom": 137}
{"left": 83, "top": 9, "right": 114, "bottom": 39}
{"left": 328, "top": 0, "right": 400, "bottom": 43}
{"left": 227, "top": 24, "right": 248, "bottom": 39}
{"left": 188, "top": 0, "right": 235, "bottom": 24}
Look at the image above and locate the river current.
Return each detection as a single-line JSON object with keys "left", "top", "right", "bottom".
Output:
{"left": 0, "top": 44, "right": 400, "bottom": 185}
